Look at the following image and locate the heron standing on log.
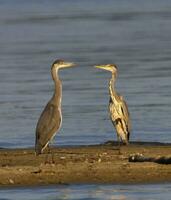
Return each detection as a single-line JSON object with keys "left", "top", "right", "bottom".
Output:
{"left": 95, "top": 64, "right": 131, "bottom": 151}
{"left": 35, "top": 59, "right": 75, "bottom": 160}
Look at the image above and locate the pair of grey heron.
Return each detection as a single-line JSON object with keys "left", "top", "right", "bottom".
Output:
{"left": 35, "top": 60, "right": 131, "bottom": 158}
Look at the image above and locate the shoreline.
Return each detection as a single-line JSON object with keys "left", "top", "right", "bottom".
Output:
{"left": 0, "top": 141, "right": 171, "bottom": 187}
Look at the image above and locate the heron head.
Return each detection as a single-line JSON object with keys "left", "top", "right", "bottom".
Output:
{"left": 94, "top": 64, "right": 118, "bottom": 74}
{"left": 52, "top": 59, "right": 75, "bottom": 70}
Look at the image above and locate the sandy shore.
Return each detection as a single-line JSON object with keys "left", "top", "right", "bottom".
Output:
{"left": 0, "top": 141, "right": 171, "bottom": 187}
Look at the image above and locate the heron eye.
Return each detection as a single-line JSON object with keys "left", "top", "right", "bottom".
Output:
{"left": 53, "top": 59, "right": 64, "bottom": 65}
{"left": 59, "top": 60, "right": 64, "bottom": 64}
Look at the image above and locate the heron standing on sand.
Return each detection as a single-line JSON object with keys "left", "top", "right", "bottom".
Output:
{"left": 35, "top": 59, "right": 75, "bottom": 159}
{"left": 95, "top": 64, "right": 131, "bottom": 151}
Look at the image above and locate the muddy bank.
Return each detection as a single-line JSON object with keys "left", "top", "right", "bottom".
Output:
{"left": 0, "top": 141, "right": 171, "bottom": 187}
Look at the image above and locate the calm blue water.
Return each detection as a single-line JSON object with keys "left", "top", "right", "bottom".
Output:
{"left": 0, "top": 184, "right": 171, "bottom": 200}
{"left": 0, "top": 0, "right": 171, "bottom": 198}
{"left": 0, "top": 0, "right": 171, "bottom": 148}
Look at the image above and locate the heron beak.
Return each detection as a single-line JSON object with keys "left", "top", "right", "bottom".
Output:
{"left": 94, "top": 65, "right": 110, "bottom": 71}
{"left": 62, "top": 62, "right": 76, "bottom": 68}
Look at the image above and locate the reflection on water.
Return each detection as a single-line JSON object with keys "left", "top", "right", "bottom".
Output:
{"left": 0, "top": 0, "right": 171, "bottom": 148}
{"left": 0, "top": 184, "right": 171, "bottom": 200}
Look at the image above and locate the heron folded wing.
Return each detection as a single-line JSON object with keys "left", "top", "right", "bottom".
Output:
{"left": 36, "top": 103, "right": 61, "bottom": 148}
{"left": 119, "top": 100, "right": 131, "bottom": 133}
{"left": 109, "top": 105, "right": 120, "bottom": 122}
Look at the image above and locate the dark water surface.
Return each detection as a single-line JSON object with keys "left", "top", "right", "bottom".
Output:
{"left": 0, "top": 0, "right": 171, "bottom": 198}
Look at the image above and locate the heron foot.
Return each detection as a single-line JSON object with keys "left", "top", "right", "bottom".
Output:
{"left": 118, "top": 148, "right": 122, "bottom": 155}
{"left": 44, "top": 153, "right": 55, "bottom": 165}
{"left": 44, "top": 162, "right": 55, "bottom": 166}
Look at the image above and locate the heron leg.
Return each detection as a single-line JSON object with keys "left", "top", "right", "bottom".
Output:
{"left": 45, "top": 145, "right": 50, "bottom": 164}
{"left": 51, "top": 148, "right": 55, "bottom": 164}
{"left": 45, "top": 150, "right": 48, "bottom": 164}
{"left": 117, "top": 135, "right": 121, "bottom": 155}
{"left": 45, "top": 145, "right": 55, "bottom": 164}
{"left": 49, "top": 141, "right": 55, "bottom": 164}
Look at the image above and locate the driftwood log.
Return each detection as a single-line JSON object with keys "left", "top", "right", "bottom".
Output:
{"left": 129, "top": 153, "right": 171, "bottom": 164}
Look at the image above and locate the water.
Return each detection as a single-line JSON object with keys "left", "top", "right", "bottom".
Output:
{"left": 0, "top": 0, "right": 171, "bottom": 148}
{"left": 0, "top": 184, "right": 170, "bottom": 200}
{"left": 0, "top": 0, "right": 171, "bottom": 198}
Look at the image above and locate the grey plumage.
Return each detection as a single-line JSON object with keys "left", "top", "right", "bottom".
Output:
{"left": 35, "top": 101, "right": 62, "bottom": 155}
{"left": 95, "top": 64, "right": 131, "bottom": 146}
{"left": 35, "top": 59, "right": 75, "bottom": 156}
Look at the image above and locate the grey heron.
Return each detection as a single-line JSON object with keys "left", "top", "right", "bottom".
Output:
{"left": 95, "top": 64, "right": 131, "bottom": 151}
{"left": 35, "top": 59, "right": 75, "bottom": 160}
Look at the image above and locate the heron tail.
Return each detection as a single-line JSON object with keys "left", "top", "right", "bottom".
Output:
{"left": 122, "top": 131, "right": 130, "bottom": 145}
{"left": 123, "top": 140, "right": 129, "bottom": 145}
{"left": 35, "top": 143, "right": 42, "bottom": 156}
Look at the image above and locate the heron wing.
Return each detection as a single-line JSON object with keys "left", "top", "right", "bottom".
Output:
{"left": 35, "top": 102, "right": 61, "bottom": 149}
{"left": 119, "top": 99, "right": 131, "bottom": 133}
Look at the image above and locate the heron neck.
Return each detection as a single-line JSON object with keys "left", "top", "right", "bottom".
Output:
{"left": 109, "top": 73, "right": 118, "bottom": 101}
{"left": 110, "top": 73, "right": 116, "bottom": 90}
{"left": 51, "top": 68, "right": 62, "bottom": 105}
